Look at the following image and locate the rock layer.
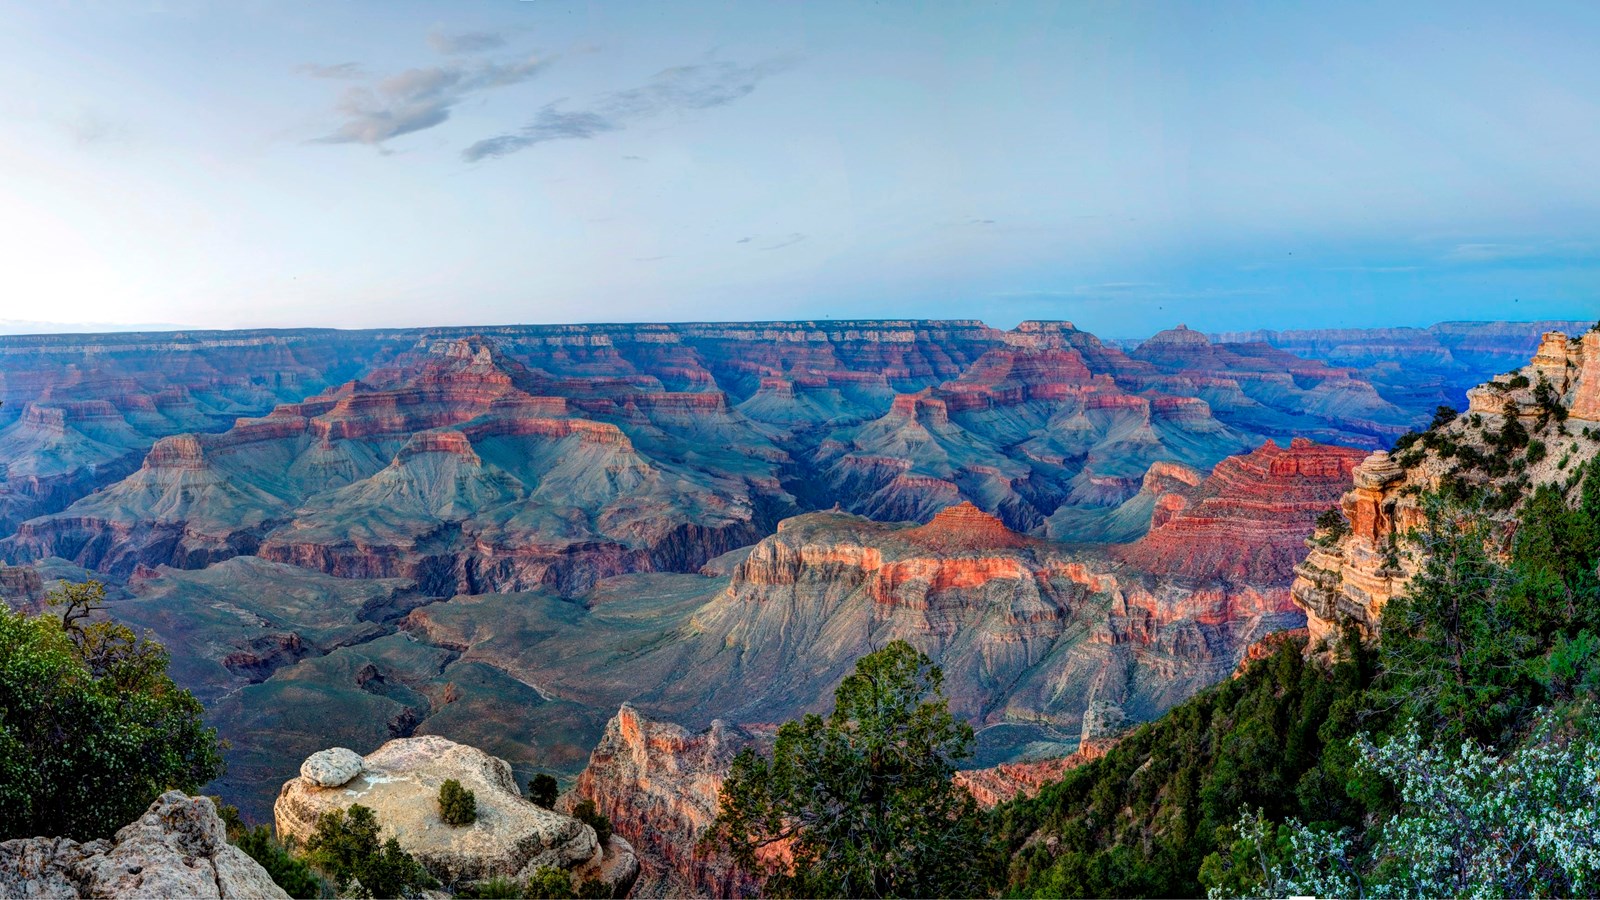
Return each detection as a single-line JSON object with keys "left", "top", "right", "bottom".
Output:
{"left": 0, "top": 792, "right": 288, "bottom": 899}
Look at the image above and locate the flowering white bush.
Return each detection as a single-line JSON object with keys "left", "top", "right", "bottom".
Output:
{"left": 1213, "top": 716, "right": 1600, "bottom": 899}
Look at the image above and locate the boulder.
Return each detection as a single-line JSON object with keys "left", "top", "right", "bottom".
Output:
{"left": 275, "top": 735, "right": 638, "bottom": 889}
{"left": 0, "top": 791, "right": 289, "bottom": 899}
{"left": 300, "top": 747, "right": 364, "bottom": 787}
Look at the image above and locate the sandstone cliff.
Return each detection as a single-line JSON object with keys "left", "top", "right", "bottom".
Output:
{"left": 1291, "top": 326, "right": 1600, "bottom": 648}
{"left": 563, "top": 705, "right": 769, "bottom": 898}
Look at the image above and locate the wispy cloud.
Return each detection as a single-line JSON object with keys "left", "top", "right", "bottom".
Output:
{"left": 462, "top": 58, "right": 792, "bottom": 162}
{"left": 62, "top": 109, "right": 130, "bottom": 146}
{"left": 311, "top": 55, "right": 549, "bottom": 148}
{"left": 428, "top": 29, "right": 507, "bottom": 56}
{"left": 759, "top": 233, "right": 806, "bottom": 250}
{"left": 296, "top": 62, "right": 365, "bottom": 80}
{"left": 1442, "top": 242, "right": 1548, "bottom": 263}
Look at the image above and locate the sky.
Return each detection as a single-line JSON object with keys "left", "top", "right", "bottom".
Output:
{"left": 0, "top": 0, "right": 1597, "bottom": 337}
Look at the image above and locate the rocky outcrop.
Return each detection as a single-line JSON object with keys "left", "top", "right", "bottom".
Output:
{"left": 0, "top": 564, "right": 43, "bottom": 609}
{"left": 1292, "top": 326, "right": 1600, "bottom": 651}
{"left": 954, "top": 757, "right": 1086, "bottom": 809}
{"left": 275, "top": 735, "right": 637, "bottom": 890}
{"left": 0, "top": 792, "right": 288, "bottom": 899}
{"left": 1119, "top": 438, "right": 1366, "bottom": 582}
{"left": 565, "top": 705, "right": 769, "bottom": 899}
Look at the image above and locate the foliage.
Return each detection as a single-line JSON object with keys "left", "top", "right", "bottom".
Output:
{"left": 706, "top": 640, "right": 993, "bottom": 898}
{"left": 522, "top": 866, "right": 576, "bottom": 899}
{"left": 234, "top": 824, "right": 326, "bottom": 899}
{"left": 1429, "top": 404, "right": 1459, "bottom": 430}
{"left": 1313, "top": 507, "right": 1349, "bottom": 546}
{"left": 439, "top": 777, "right": 477, "bottom": 826}
{"left": 997, "top": 635, "right": 1374, "bottom": 898}
{"left": 303, "top": 804, "right": 436, "bottom": 899}
{"left": 1375, "top": 463, "right": 1600, "bottom": 747}
{"left": 1533, "top": 376, "right": 1569, "bottom": 426}
{"left": 570, "top": 799, "right": 611, "bottom": 845}
{"left": 0, "top": 581, "right": 224, "bottom": 840}
{"left": 527, "top": 773, "right": 559, "bottom": 809}
{"left": 1221, "top": 718, "right": 1600, "bottom": 899}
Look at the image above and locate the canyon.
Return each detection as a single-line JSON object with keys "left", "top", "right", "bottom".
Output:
{"left": 0, "top": 318, "right": 1576, "bottom": 894}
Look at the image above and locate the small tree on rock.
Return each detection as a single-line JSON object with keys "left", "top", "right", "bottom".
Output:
{"left": 528, "top": 773, "right": 559, "bottom": 809}
{"left": 571, "top": 799, "right": 611, "bottom": 844}
{"left": 439, "top": 778, "right": 477, "bottom": 826}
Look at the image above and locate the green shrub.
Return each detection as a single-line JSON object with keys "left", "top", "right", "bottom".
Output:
{"left": 524, "top": 866, "right": 575, "bottom": 899}
{"left": 304, "top": 804, "right": 436, "bottom": 898}
{"left": 571, "top": 799, "right": 611, "bottom": 846}
{"left": 1526, "top": 439, "right": 1547, "bottom": 464}
{"left": 1312, "top": 508, "right": 1349, "bottom": 546}
{"left": 0, "top": 582, "right": 225, "bottom": 840}
{"left": 439, "top": 778, "right": 477, "bottom": 827}
{"left": 234, "top": 824, "right": 326, "bottom": 899}
{"left": 527, "top": 774, "right": 559, "bottom": 809}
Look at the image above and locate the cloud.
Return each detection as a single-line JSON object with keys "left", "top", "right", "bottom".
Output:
{"left": 428, "top": 29, "right": 507, "bottom": 55}
{"left": 759, "top": 233, "right": 806, "bottom": 250}
{"left": 296, "top": 62, "right": 365, "bottom": 80}
{"left": 63, "top": 109, "right": 130, "bottom": 145}
{"left": 462, "top": 57, "right": 792, "bottom": 162}
{"left": 1442, "top": 242, "right": 1557, "bottom": 264}
{"left": 313, "top": 55, "right": 549, "bottom": 148}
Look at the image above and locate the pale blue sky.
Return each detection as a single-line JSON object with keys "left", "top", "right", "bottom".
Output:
{"left": 0, "top": 0, "right": 1596, "bottom": 335}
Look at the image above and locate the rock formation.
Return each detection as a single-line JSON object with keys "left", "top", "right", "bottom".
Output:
{"left": 1292, "top": 326, "right": 1600, "bottom": 649}
{"left": 0, "top": 792, "right": 289, "bottom": 899}
{"left": 953, "top": 757, "right": 1086, "bottom": 809}
{"left": 275, "top": 735, "right": 637, "bottom": 891}
{"left": 1118, "top": 438, "right": 1366, "bottom": 582}
{"left": 564, "top": 705, "right": 769, "bottom": 898}
{"left": 0, "top": 564, "right": 43, "bottom": 609}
